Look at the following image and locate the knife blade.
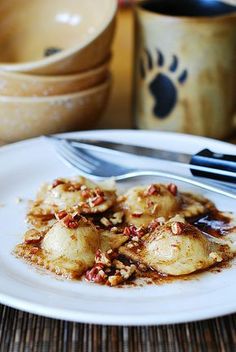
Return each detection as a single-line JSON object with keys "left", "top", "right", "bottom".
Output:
{"left": 64, "top": 138, "right": 236, "bottom": 184}
{"left": 74, "top": 139, "right": 191, "bottom": 164}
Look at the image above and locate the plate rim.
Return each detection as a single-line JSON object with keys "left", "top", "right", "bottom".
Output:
{"left": 1, "top": 129, "right": 236, "bottom": 153}
{"left": 0, "top": 290, "right": 235, "bottom": 326}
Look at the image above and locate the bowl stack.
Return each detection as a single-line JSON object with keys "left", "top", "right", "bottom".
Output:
{"left": 0, "top": 0, "right": 117, "bottom": 142}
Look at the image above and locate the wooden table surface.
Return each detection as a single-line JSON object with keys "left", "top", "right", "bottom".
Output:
{"left": 0, "top": 7, "right": 236, "bottom": 352}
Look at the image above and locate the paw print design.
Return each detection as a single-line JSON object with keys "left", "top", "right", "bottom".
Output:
{"left": 140, "top": 49, "right": 188, "bottom": 119}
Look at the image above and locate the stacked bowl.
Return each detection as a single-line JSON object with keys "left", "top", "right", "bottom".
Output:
{"left": 0, "top": 0, "right": 117, "bottom": 142}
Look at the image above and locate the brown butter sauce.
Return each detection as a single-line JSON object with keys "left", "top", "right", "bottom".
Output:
{"left": 190, "top": 210, "right": 233, "bottom": 238}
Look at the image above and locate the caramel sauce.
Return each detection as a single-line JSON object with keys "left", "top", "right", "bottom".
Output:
{"left": 117, "top": 259, "right": 233, "bottom": 288}
{"left": 190, "top": 210, "right": 234, "bottom": 238}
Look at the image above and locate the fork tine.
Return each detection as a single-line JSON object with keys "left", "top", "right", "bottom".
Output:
{"left": 50, "top": 137, "right": 108, "bottom": 176}
{"left": 68, "top": 149, "right": 99, "bottom": 172}
{"left": 55, "top": 141, "right": 95, "bottom": 173}
{"left": 56, "top": 147, "right": 92, "bottom": 173}
{"left": 47, "top": 135, "right": 130, "bottom": 175}
{"left": 49, "top": 136, "right": 109, "bottom": 169}
{"left": 71, "top": 147, "right": 103, "bottom": 168}
{"left": 63, "top": 141, "right": 98, "bottom": 170}
{"left": 59, "top": 139, "right": 108, "bottom": 172}
{"left": 57, "top": 141, "right": 129, "bottom": 177}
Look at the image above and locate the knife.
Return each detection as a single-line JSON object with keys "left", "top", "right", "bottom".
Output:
{"left": 62, "top": 138, "right": 236, "bottom": 184}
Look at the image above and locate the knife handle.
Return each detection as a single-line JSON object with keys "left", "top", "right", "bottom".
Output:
{"left": 190, "top": 149, "right": 236, "bottom": 183}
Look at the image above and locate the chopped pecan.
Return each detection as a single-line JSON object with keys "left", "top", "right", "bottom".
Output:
{"left": 135, "top": 226, "right": 146, "bottom": 238}
{"left": 120, "top": 264, "right": 136, "bottom": 280}
{"left": 52, "top": 179, "right": 65, "bottom": 188}
{"left": 137, "top": 263, "right": 148, "bottom": 271}
{"left": 81, "top": 189, "right": 91, "bottom": 199}
{"left": 167, "top": 183, "right": 178, "bottom": 196}
{"left": 131, "top": 212, "right": 143, "bottom": 218}
{"left": 148, "top": 217, "right": 165, "bottom": 232}
{"left": 56, "top": 210, "right": 68, "bottom": 220}
{"left": 171, "top": 222, "right": 185, "bottom": 235}
{"left": 95, "top": 249, "right": 111, "bottom": 266}
{"left": 24, "top": 229, "right": 43, "bottom": 244}
{"left": 132, "top": 236, "right": 139, "bottom": 242}
{"left": 156, "top": 216, "right": 166, "bottom": 225}
{"left": 123, "top": 225, "right": 145, "bottom": 238}
{"left": 81, "top": 202, "right": 90, "bottom": 210}
{"left": 30, "top": 247, "right": 39, "bottom": 254}
{"left": 148, "top": 219, "right": 160, "bottom": 232}
{"left": 92, "top": 196, "right": 105, "bottom": 206}
{"left": 107, "top": 264, "right": 136, "bottom": 286}
{"left": 144, "top": 184, "right": 160, "bottom": 196}
{"left": 63, "top": 214, "right": 80, "bottom": 229}
{"left": 100, "top": 217, "right": 111, "bottom": 227}
{"left": 123, "top": 226, "right": 131, "bottom": 236}
{"left": 110, "top": 211, "right": 124, "bottom": 225}
{"left": 209, "top": 252, "right": 223, "bottom": 262}
{"left": 95, "top": 188, "right": 104, "bottom": 197}
{"left": 66, "top": 183, "right": 82, "bottom": 192}
{"left": 147, "top": 200, "right": 154, "bottom": 208}
{"left": 85, "top": 264, "right": 107, "bottom": 283}
{"left": 127, "top": 243, "right": 134, "bottom": 249}
{"left": 107, "top": 273, "right": 123, "bottom": 286}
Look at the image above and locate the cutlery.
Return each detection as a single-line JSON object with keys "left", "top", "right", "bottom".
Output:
{"left": 45, "top": 136, "right": 236, "bottom": 200}
{"left": 47, "top": 136, "right": 236, "bottom": 184}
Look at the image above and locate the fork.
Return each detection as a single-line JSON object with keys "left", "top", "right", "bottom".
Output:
{"left": 45, "top": 136, "right": 236, "bottom": 200}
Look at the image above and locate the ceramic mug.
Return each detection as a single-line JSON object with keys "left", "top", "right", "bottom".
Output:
{"left": 133, "top": 0, "right": 236, "bottom": 138}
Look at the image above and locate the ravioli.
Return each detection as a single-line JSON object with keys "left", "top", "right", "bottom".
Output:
{"left": 180, "top": 192, "right": 215, "bottom": 218}
{"left": 100, "top": 230, "right": 128, "bottom": 252}
{"left": 123, "top": 184, "right": 181, "bottom": 227}
{"left": 14, "top": 177, "right": 236, "bottom": 286}
{"left": 27, "top": 176, "right": 116, "bottom": 228}
{"left": 122, "top": 184, "right": 214, "bottom": 228}
{"left": 15, "top": 214, "right": 100, "bottom": 279}
{"left": 119, "top": 216, "right": 232, "bottom": 276}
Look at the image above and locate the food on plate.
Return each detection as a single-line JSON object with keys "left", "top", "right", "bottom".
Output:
{"left": 27, "top": 176, "right": 116, "bottom": 229}
{"left": 119, "top": 215, "right": 231, "bottom": 276}
{"left": 123, "top": 184, "right": 181, "bottom": 227}
{"left": 14, "top": 177, "right": 236, "bottom": 286}
{"left": 122, "top": 184, "right": 214, "bottom": 227}
{"left": 16, "top": 213, "right": 100, "bottom": 279}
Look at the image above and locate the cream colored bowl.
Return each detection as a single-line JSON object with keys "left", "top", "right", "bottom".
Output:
{"left": 0, "top": 0, "right": 117, "bottom": 75}
{"left": 0, "top": 77, "right": 111, "bottom": 142}
{"left": 0, "top": 59, "right": 110, "bottom": 97}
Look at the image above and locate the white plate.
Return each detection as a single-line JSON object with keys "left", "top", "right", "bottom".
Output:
{"left": 0, "top": 130, "right": 235, "bottom": 326}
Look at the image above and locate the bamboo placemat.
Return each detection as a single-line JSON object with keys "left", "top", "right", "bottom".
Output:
{"left": 0, "top": 304, "right": 235, "bottom": 352}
